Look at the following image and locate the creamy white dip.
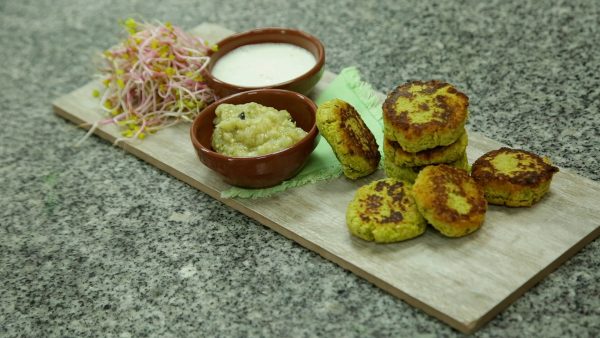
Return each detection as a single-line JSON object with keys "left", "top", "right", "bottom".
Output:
{"left": 211, "top": 43, "right": 317, "bottom": 87}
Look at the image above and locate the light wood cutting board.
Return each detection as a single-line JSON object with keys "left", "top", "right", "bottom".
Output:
{"left": 52, "top": 23, "right": 600, "bottom": 334}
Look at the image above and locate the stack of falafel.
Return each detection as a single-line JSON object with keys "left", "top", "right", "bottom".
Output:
{"left": 382, "top": 80, "right": 470, "bottom": 182}
{"left": 316, "top": 79, "right": 559, "bottom": 243}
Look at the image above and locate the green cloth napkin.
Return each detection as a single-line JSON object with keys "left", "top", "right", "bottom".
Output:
{"left": 221, "top": 67, "right": 384, "bottom": 198}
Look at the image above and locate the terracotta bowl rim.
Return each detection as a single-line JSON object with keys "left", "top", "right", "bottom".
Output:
{"left": 204, "top": 27, "right": 326, "bottom": 92}
{"left": 190, "top": 88, "right": 319, "bottom": 162}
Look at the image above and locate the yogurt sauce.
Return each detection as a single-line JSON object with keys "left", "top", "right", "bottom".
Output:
{"left": 211, "top": 43, "right": 317, "bottom": 87}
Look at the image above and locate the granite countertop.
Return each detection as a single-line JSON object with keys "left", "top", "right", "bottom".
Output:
{"left": 1, "top": 0, "right": 599, "bottom": 337}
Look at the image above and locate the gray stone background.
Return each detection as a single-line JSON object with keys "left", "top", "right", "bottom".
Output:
{"left": 1, "top": 0, "right": 598, "bottom": 337}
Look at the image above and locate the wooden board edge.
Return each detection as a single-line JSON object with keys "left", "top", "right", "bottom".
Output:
{"left": 53, "top": 102, "right": 222, "bottom": 199}
{"left": 52, "top": 87, "right": 600, "bottom": 335}
{"left": 464, "top": 225, "right": 600, "bottom": 334}
{"left": 53, "top": 99, "right": 90, "bottom": 128}
{"left": 53, "top": 99, "right": 474, "bottom": 333}
{"left": 238, "top": 210, "right": 482, "bottom": 334}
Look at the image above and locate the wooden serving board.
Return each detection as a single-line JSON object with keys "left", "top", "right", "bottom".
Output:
{"left": 53, "top": 23, "right": 600, "bottom": 334}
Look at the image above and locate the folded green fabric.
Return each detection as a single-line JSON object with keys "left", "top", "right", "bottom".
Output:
{"left": 221, "top": 66, "right": 384, "bottom": 199}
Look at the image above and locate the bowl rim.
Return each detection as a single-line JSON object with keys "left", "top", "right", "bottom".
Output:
{"left": 204, "top": 27, "right": 326, "bottom": 91}
{"left": 190, "top": 88, "right": 319, "bottom": 161}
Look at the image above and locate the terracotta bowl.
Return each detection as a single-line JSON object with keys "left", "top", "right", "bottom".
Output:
{"left": 204, "top": 27, "right": 325, "bottom": 98}
{"left": 190, "top": 89, "right": 320, "bottom": 189}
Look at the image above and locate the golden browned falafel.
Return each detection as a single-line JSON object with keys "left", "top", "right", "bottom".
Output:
{"left": 383, "top": 130, "right": 468, "bottom": 167}
{"left": 413, "top": 164, "right": 487, "bottom": 237}
{"left": 384, "top": 151, "right": 469, "bottom": 183}
{"left": 383, "top": 80, "right": 468, "bottom": 152}
{"left": 346, "top": 178, "right": 426, "bottom": 243}
{"left": 470, "top": 147, "right": 559, "bottom": 207}
{"left": 317, "top": 98, "right": 380, "bottom": 179}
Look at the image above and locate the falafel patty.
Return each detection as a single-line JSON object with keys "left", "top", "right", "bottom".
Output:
{"left": 346, "top": 178, "right": 426, "bottom": 243}
{"left": 470, "top": 147, "right": 559, "bottom": 207}
{"left": 316, "top": 98, "right": 381, "bottom": 179}
{"left": 413, "top": 164, "right": 487, "bottom": 237}
{"left": 383, "top": 130, "right": 468, "bottom": 167}
{"left": 384, "top": 151, "right": 469, "bottom": 183}
{"left": 383, "top": 80, "right": 468, "bottom": 152}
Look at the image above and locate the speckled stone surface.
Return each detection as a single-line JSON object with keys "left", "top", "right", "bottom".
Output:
{"left": 1, "top": 0, "right": 599, "bottom": 337}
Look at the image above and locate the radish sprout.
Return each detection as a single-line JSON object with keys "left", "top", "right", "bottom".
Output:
{"left": 79, "top": 19, "right": 217, "bottom": 145}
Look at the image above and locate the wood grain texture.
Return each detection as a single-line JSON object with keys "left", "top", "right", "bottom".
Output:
{"left": 52, "top": 23, "right": 600, "bottom": 334}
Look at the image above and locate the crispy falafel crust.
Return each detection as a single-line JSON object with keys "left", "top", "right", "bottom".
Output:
{"left": 413, "top": 164, "right": 487, "bottom": 237}
{"left": 471, "top": 147, "right": 559, "bottom": 207}
{"left": 384, "top": 130, "right": 468, "bottom": 167}
{"left": 383, "top": 80, "right": 468, "bottom": 152}
{"left": 346, "top": 178, "right": 426, "bottom": 243}
{"left": 317, "top": 99, "right": 380, "bottom": 179}
{"left": 384, "top": 151, "right": 469, "bottom": 183}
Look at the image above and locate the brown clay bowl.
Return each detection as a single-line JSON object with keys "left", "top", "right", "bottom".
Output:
{"left": 204, "top": 27, "right": 325, "bottom": 98}
{"left": 190, "top": 89, "right": 319, "bottom": 189}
